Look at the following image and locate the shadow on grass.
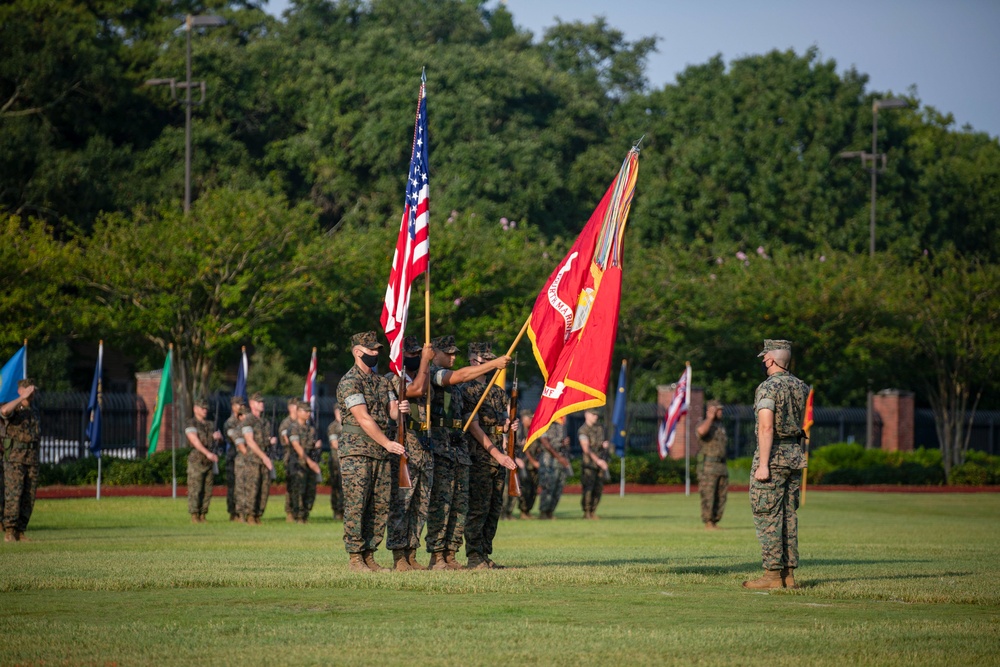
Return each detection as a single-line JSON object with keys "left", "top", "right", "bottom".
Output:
{"left": 667, "top": 558, "right": 934, "bottom": 575}
{"left": 799, "top": 571, "right": 971, "bottom": 587}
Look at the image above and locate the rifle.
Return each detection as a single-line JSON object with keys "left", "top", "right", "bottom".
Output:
{"left": 211, "top": 397, "right": 221, "bottom": 476}
{"left": 506, "top": 356, "right": 521, "bottom": 497}
{"left": 396, "top": 374, "right": 412, "bottom": 489}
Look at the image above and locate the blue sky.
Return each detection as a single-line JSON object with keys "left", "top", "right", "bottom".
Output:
{"left": 263, "top": 0, "right": 1000, "bottom": 138}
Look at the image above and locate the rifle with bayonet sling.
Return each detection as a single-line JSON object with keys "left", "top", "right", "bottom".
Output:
{"left": 507, "top": 356, "right": 521, "bottom": 497}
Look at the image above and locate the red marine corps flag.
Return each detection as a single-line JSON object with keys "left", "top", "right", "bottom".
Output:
{"left": 524, "top": 146, "right": 640, "bottom": 448}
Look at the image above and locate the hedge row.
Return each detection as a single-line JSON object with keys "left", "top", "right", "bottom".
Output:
{"left": 33, "top": 444, "right": 1000, "bottom": 488}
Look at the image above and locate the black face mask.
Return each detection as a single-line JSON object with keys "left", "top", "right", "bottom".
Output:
{"left": 403, "top": 355, "right": 421, "bottom": 372}
{"left": 361, "top": 353, "right": 380, "bottom": 368}
{"left": 761, "top": 361, "right": 769, "bottom": 377}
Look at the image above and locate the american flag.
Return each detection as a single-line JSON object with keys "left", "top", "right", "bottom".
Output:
{"left": 657, "top": 364, "right": 691, "bottom": 458}
{"left": 381, "top": 74, "right": 430, "bottom": 375}
{"left": 303, "top": 347, "right": 317, "bottom": 422}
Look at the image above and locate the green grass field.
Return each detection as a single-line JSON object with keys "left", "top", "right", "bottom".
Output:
{"left": 1, "top": 491, "right": 999, "bottom": 666}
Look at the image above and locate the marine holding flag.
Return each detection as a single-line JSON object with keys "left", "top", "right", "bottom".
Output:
{"left": 524, "top": 146, "right": 640, "bottom": 448}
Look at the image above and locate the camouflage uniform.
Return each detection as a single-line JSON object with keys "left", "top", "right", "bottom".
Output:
{"left": 697, "top": 421, "right": 729, "bottom": 525}
{"left": 424, "top": 338, "right": 470, "bottom": 555}
{"left": 517, "top": 426, "right": 542, "bottom": 515}
{"left": 279, "top": 414, "right": 294, "bottom": 516}
{"left": 185, "top": 416, "right": 216, "bottom": 517}
{"left": 327, "top": 420, "right": 344, "bottom": 519}
{"left": 461, "top": 373, "right": 509, "bottom": 560}
{"left": 751, "top": 347, "right": 810, "bottom": 572}
{"left": 2, "top": 402, "right": 41, "bottom": 534}
{"left": 238, "top": 411, "right": 272, "bottom": 520}
{"left": 386, "top": 367, "right": 435, "bottom": 553}
{"left": 337, "top": 362, "right": 397, "bottom": 555}
{"left": 286, "top": 419, "right": 316, "bottom": 521}
{"left": 304, "top": 425, "right": 321, "bottom": 514}
{"left": 224, "top": 409, "right": 244, "bottom": 517}
{"left": 579, "top": 421, "right": 610, "bottom": 515}
{"left": 538, "top": 421, "right": 569, "bottom": 516}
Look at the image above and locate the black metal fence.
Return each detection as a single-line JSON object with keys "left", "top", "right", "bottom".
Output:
{"left": 30, "top": 392, "right": 1000, "bottom": 465}
{"left": 36, "top": 392, "right": 147, "bottom": 463}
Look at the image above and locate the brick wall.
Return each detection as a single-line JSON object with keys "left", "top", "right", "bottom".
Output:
{"left": 874, "top": 389, "right": 915, "bottom": 452}
{"left": 656, "top": 384, "right": 705, "bottom": 460}
{"left": 136, "top": 369, "right": 178, "bottom": 455}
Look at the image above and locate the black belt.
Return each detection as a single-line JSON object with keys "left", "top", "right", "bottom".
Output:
{"left": 776, "top": 437, "right": 802, "bottom": 445}
{"left": 409, "top": 419, "right": 429, "bottom": 431}
{"left": 703, "top": 456, "right": 727, "bottom": 463}
{"left": 431, "top": 417, "right": 463, "bottom": 429}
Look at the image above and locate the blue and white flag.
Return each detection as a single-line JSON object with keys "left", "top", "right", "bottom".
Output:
{"left": 86, "top": 341, "right": 103, "bottom": 455}
{"left": 0, "top": 344, "right": 27, "bottom": 403}
{"left": 235, "top": 347, "right": 249, "bottom": 402}
{"left": 611, "top": 360, "right": 627, "bottom": 458}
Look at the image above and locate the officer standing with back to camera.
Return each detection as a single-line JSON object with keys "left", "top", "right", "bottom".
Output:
{"left": 743, "top": 339, "right": 810, "bottom": 590}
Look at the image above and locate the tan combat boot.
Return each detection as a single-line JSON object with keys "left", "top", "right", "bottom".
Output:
{"left": 466, "top": 552, "right": 489, "bottom": 570}
{"left": 443, "top": 550, "right": 464, "bottom": 570}
{"left": 229, "top": 513, "right": 238, "bottom": 522}
{"left": 191, "top": 514, "right": 200, "bottom": 524}
{"left": 781, "top": 568, "right": 798, "bottom": 589}
{"left": 405, "top": 549, "right": 427, "bottom": 571}
{"left": 4, "top": 529, "right": 17, "bottom": 543}
{"left": 705, "top": 522, "right": 719, "bottom": 531}
{"left": 742, "top": 570, "right": 784, "bottom": 590}
{"left": 428, "top": 551, "right": 449, "bottom": 570}
{"left": 392, "top": 550, "right": 412, "bottom": 572}
{"left": 486, "top": 557, "right": 505, "bottom": 570}
{"left": 348, "top": 553, "right": 369, "bottom": 572}
{"left": 286, "top": 512, "right": 294, "bottom": 523}
{"left": 363, "top": 550, "right": 388, "bottom": 572}
{"left": 199, "top": 514, "right": 207, "bottom": 523}
{"left": 520, "top": 511, "right": 532, "bottom": 520}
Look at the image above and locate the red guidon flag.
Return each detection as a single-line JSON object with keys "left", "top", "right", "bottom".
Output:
{"left": 524, "top": 147, "right": 640, "bottom": 448}
{"left": 802, "top": 387, "right": 815, "bottom": 440}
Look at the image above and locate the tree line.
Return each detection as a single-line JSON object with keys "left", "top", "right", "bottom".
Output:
{"left": 2, "top": 0, "right": 998, "bottom": 473}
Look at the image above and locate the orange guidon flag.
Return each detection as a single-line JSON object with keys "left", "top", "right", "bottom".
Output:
{"left": 803, "top": 387, "right": 815, "bottom": 440}
{"left": 524, "top": 146, "right": 640, "bottom": 449}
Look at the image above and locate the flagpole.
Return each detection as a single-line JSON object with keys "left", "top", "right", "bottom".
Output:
{"left": 684, "top": 362, "right": 691, "bottom": 497}
{"left": 619, "top": 360, "right": 627, "bottom": 498}
{"left": 170, "top": 343, "right": 177, "bottom": 500}
{"left": 424, "top": 271, "right": 432, "bottom": 440}
{"left": 462, "top": 315, "right": 531, "bottom": 432}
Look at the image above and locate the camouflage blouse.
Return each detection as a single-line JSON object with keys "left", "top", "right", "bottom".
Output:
{"left": 337, "top": 364, "right": 397, "bottom": 460}
{"left": 754, "top": 371, "right": 810, "bottom": 469}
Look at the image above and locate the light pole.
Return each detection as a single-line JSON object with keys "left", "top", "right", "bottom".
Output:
{"left": 839, "top": 97, "right": 908, "bottom": 449}
{"left": 839, "top": 97, "right": 908, "bottom": 257}
{"left": 145, "top": 14, "right": 226, "bottom": 214}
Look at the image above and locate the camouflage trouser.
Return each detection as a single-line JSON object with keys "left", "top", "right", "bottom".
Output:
{"left": 538, "top": 463, "right": 568, "bottom": 515}
{"left": 286, "top": 460, "right": 308, "bottom": 520}
{"left": 465, "top": 460, "right": 505, "bottom": 557}
{"left": 3, "top": 460, "right": 39, "bottom": 532}
{"left": 518, "top": 467, "right": 540, "bottom": 514}
{"left": 580, "top": 466, "right": 604, "bottom": 514}
{"left": 304, "top": 463, "right": 317, "bottom": 514}
{"left": 425, "top": 454, "right": 469, "bottom": 554}
{"left": 225, "top": 448, "right": 237, "bottom": 516}
{"left": 329, "top": 449, "right": 344, "bottom": 517}
{"left": 750, "top": 465, "right": 800, "bottom": 570}
{"left": 341, "top": 455, "right": 392, "bottom": 554}
{"left": 501, "top": 475, "right": 516, "bottom": 518}
{"left": 236, "top": 454, "right": 270, "bottom": 519}
{"left": 387, "top": 455, "right": 433, "bottom": 551}
{"left": 699, "top": 472, "right": 728, "bottom": 524}
{"left": 186, "top": 459, "right": 214, "bottom": 516}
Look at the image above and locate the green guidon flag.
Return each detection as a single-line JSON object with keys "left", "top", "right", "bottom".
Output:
{"left": 146, "top": 348, "right": 173, "bottom": 456}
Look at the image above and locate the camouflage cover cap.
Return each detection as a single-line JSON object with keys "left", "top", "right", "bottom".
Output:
{"left": 757, "top": 339, "right": 792, "bottom": 357}
{"left": 295, "top": 398, "right": 312, "bottom": 411}
{"left": 468, "top": 342, "right": 496, "bottom": 360}
{"left": 432, "top": 335, "right": 459, "bottom": 353}
{"left": 194, "top": 397, "right": 210, "bottom": 409}
{"left": 249, "top": 391, "right": 265, "bottom": 403}
{"left": 585, "top": 408, "right": 601, "bottom": 416}
{"left": 706, "top": 400, "right": 723, "bottom": 410}
{"left": 18, "top": 378, "right": 35, "bottom": 388}
{"left": 350, "top": 331, "right": 383, "bottom": 350}
{"left": 230, "top": 395, "right": 247, "bottom": 407}
{"left": 403, "top": 335, "right": 422, "bottom": 354}
{"left": 519, "top": 408, "right": 534, "bottom": 418}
